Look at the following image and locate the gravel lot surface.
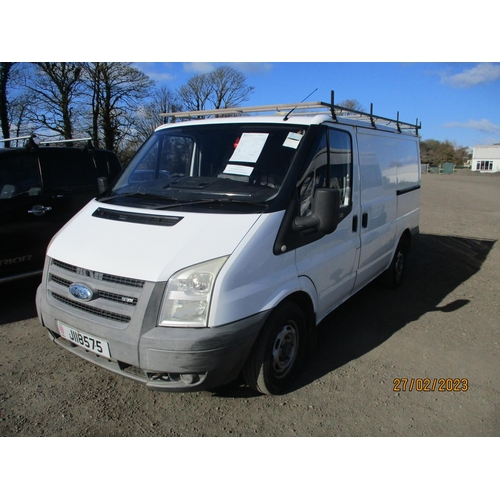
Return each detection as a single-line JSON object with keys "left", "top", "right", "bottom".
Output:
{"left": 1, "top": 171, "right": 499, "bottom": 437}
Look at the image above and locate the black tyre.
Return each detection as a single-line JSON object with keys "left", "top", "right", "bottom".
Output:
{"left": 380, "top": 239, "right": 407, "bottom": 289}
{"left": 243, "top": 301, "right": 307, "bottom": 395}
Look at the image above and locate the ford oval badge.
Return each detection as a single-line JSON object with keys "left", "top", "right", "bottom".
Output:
{"left": 69, "top": 283, "right": 94, "bottom": 301}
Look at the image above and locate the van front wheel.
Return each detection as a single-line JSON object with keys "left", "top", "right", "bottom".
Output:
{"left": 243, "top": 301, "right": 306, "bottom": 395}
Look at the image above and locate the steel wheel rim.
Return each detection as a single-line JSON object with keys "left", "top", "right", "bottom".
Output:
{"left": 394, "top": 250, "right": 404, "bottom": 282}
{"left": 272, "top": 321, "right": 298, "bottom": 379}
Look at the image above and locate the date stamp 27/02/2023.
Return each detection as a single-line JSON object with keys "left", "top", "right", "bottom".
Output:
{"left": 393, "top": 378, "right": 468, "bottom": 392}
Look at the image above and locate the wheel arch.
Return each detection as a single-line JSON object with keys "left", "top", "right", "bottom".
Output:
{"left": 399, "top": 227, "right": 413, "bottom": 253}
{"left": 241, "top": 292, "right": 315, "bottom": 394}
{"left": 278, "top": 290, "right": 317, "bottom": 352}
{"left": 379, "top": 227, "right": 413, "bottom": 289}
{"left": 391, "top": 227, "right": 413, "bottom": 263}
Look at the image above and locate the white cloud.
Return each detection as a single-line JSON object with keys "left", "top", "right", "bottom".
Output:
{"left": 133, "top": 63, "right": 176, "bottom": 82}
{"left": 443, "top": 119, "right": 500, "bottom": 135}
{"left": 230, "top": 62, "right": 273, "bottom": 73}
{"left": 183, "top": 62, "right": 273, "bottom": 75}
{"left": 146, "top": 71, "right": 176, "bottom": 82}
{"left": 441, "top": 63, "right": 500, "bottom": 88}
{"left": 183, "top": 62, "right": 217, "bottom": 74}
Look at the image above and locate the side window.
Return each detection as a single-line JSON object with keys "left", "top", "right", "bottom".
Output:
{"left": 299, "top": 127, "right": 352, "bottom": 217}
{"left": 41, "top": 153, "right": 95, "bottom": 190}
{"left": 93, "top": 153, "right": 122, "bottom": 181}
{"left": 299, "top": 131, "right": 328, "bottom": 216}
{"left": 328, "top": 128, "right": 352, "bottom": 208}
{"left": 0, "top": 153, "right": 42, "bottom": 199}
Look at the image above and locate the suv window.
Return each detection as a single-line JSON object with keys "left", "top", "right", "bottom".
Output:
{"left": 40, "top": 152, "right": 95, "bottom": 190}
{"left": 0, "top": 153, "right": 41, "bottom": 199}
{"left": 93, "top": 152, "right": 122, "bottom": 180}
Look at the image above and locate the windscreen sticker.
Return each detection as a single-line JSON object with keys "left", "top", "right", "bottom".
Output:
{"left": 223, "top": 164, "right": 254, "bottom": 176}
{"left": 229, "top": 133, "right": 269, "bottom": 163}
{"left": 283, "top": 131, "right": 303, "bottom": 149}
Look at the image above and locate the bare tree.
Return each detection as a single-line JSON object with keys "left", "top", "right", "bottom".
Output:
{"left": 208, "top": 65, "right": 254, "bottom": 109}
{"left": 9, "top": 91, "right": 32, "bottom": 141}
{"left": 26, "top": 62, "right": 84, "bottom": 140}
{"left": 337, "top": 99, "right": 366, "bottom": 113}
{"left": 0, "top": 62, "right": 16, "bottom": 146}
{"left": 134, "top": 85, "right": 182, "bottom": 143}
{"left": 177, "top": 72, "right": 213, "bottom": 113}
{"left": 81, "top": 63, "right": 153, "bottom": 151}
{"left": 80, "top": 62, "right": 104, "bottom": 147}
{"left": 178, "top": 66, "right": 254, "bottom": 115}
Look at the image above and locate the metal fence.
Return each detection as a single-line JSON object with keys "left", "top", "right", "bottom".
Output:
{"left": 422, "top": 163, "right": 458, "bottom": 174}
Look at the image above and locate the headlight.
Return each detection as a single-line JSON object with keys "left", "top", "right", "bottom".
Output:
{"left": 158, "top": 256, "right": 228, "bottom": 327}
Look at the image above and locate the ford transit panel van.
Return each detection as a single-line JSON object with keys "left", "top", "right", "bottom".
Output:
{"left": 36, "top": 96, "right": 421, "bottom": 395}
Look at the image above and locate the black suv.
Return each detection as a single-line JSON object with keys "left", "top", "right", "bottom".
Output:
{"left": 0, "top": 138, "right": 122, "bottom": 283}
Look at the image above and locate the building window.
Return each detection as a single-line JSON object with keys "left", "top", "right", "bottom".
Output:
{"left": 477, "top": 160, "right": 493, "bottom": 171}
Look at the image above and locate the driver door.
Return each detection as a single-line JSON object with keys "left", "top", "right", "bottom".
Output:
{"left": 295, "top": 126, "right": 361, "bottom": 321}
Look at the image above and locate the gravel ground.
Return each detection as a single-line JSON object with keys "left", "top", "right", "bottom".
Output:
{"left": 1, "top": 170, "right": 499, "bottom": 438}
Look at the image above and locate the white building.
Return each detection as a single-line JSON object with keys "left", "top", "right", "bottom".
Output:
{"left": 471, "top": 145, "right": 500, "bottom": 172}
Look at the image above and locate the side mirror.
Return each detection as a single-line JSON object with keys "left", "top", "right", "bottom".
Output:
{"left": 97, "top": 176, "right": 109, "bottom": 194}
{"left": 293, "top": 188, "right": 340, "bottom": 235}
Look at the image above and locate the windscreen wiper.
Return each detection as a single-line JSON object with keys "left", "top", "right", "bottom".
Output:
{"left": 153, "top": 198, "right": 268, "bottom": 210}
{"left": 98, "top": 192, "right": 179, "bottom": 203}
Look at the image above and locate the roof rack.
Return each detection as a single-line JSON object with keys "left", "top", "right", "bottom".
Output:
{"left": 159, "top": 90, "right": 421, "bottom": 135}
{"left": 1, "top": 135, "right": 94, "bottom": 148}
{"left": 159, "top": 102, "right": 329, "bottom": 119}
{"left": 40, "top": 137, "right": 93, "bottom": 146}
{"left": 0, "top": 134, "right": 38, "bottom": 150}
{"left": 0, "top": 134, "right": 34, "bottom": 143}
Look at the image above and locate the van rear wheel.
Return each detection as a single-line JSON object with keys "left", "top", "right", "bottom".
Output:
{"left": 243, "top": 301, "right": 306, "bottom": 395}
{"left": 380, "top": 239, "right": 407, "bottom": 289}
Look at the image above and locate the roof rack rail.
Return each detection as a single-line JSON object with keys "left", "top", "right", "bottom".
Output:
{"left": 159, "top": 102, "right": 330, "bottom": 119}
{"left": 0, "top": 134, "right": 34, "bottom": 143}
{"left": 40, "top": 137, "right": 93, "bottom": 146}
{"left": 1, "top": 135, "right": 95, "bottom": 148}
{"left": 159, "top": 90, "right": 421, "bottom": 136}
{"left": 0, "top": 134, "right": 38, "bottom": 150}
{"left": 328, "top": 91, "right": 421, "bottom": 135}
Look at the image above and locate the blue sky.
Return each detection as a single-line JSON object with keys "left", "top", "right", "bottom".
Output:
{"left": 135, "top": 62, "right": 500, "bottom": 149}
{"left": 10, "top": 4, "right": 498, "bottom": 151}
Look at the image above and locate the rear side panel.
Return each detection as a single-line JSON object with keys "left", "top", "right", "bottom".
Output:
{"left": 353, "top": 129, "right": 420, "bottom": 292}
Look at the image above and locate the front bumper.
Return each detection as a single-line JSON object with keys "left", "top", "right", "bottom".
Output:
{"left": 36, "top": 260, "right": 269, "bottom": 392}
{"left": 43, "top": 313, "right": 267, "bottom": 391}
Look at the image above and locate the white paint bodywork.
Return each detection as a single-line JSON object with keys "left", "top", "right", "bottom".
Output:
{"left": 44, "top": 115, "right": 420, "bottom": 330}
{"left": 47, "top": 199, "right": 262, "bottom": 283}
{"left": 210, "top": 211, "right": 300, "bottom": 326}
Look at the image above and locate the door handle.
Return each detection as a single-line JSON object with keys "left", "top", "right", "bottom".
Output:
{"left": 362, "top": 213, "right": 368, "bottom": 228}
{"left": 352, "top": 215, "right": 358, "bottom": 232}
{"left": 28, "top": 205, "right": 52, "bottom": 216}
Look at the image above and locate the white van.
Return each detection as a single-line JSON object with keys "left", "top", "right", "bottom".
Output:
{"left": 36, "top": 95, "right": 421, "bottom": 395}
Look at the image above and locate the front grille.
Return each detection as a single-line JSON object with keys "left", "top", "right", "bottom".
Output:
{"left": 48, "top": 258, "right": 147, "bottom": 325}
{"left": 50, "top": 274, "right": 138, "bottom": 305}
{"left": 52, "top": 259, "right": 145, "bottom": 288}
{"left": 52, "top": 293, "right": 132, "bottom": 323}
{"left": 51, "top": 274, "right": 71, "bottom": 288}
{"left": 98, "top": 290, "right": 138, "bottom": 305}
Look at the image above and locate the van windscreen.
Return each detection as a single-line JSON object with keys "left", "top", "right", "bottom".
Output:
{"left": 102, "top": 124, "right": 307, "bottom": 212}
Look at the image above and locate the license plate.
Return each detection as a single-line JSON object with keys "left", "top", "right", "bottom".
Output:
{"left": 57, "top": 322, "right": 111, "bottom": 358}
